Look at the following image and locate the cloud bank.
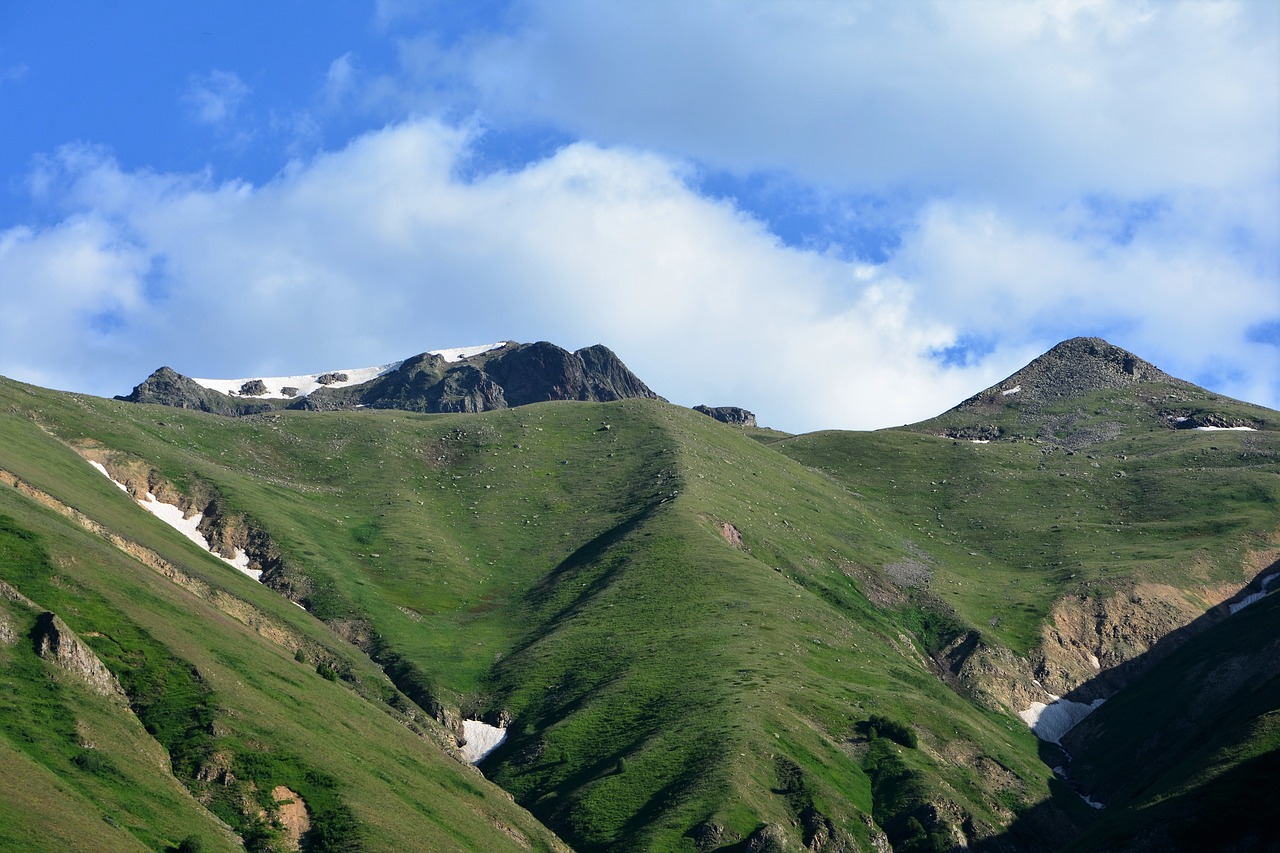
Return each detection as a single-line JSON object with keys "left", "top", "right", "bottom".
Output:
{"left": 2, "top": 113, "right": 1274, "bottom": 432}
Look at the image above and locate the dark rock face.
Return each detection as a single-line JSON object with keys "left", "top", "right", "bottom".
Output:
{"left": 120, "top": 342, "right": 661, "bottom": 418}
{"left": 694, "top": 405, "right": 757, "bottom": 427}
{"left": 117, "top": 367, "right": 276, "bottom": 416}
{"left": 238, "top": 379, "right": 268, "bottom": 397}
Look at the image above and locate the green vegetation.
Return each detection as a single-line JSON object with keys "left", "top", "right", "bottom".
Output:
{"left": 0, "top": 360, "right": 1275, "bottom": 851}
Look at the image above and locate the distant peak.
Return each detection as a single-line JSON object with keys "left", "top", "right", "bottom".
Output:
{"left": 953, "top": 337, "right": 1181, "bottom": 412}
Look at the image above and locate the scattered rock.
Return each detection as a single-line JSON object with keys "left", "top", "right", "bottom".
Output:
{"left": 238, "top": 379, "right": 268, "bottom": 397}
{"left": 316, "top": 372, "right": 349, "bottom": 386}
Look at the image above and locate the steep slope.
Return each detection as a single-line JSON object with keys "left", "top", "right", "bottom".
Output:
{"left": 3, "top": 376, "right": 1080, "bottom": 851}
{"left": 3, "top": 335, "right": 1277, "bottom": 851}
{"left": 119, "top": 341, "right": 660, "bottom": 416}
{"left": 1060, "top": 591, "right": 1280, "bottom": 852}
{"left": 0, "top": 382, "right": 569, "bottom": 852}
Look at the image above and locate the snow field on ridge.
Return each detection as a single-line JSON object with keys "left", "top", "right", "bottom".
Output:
{"left": 190, "top": 341, "right": 510, "bottom": 399}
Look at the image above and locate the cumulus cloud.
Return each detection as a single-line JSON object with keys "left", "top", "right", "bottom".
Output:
{"left": 0, "top": 122, "right": 987, "bottom": 431}
{"left": 1, "top": 119, "right": 1274, "bottom": 432}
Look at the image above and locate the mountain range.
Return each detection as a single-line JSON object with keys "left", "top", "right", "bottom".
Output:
{"left": 0, "top": 336, "right": 1276, "bottom": 852}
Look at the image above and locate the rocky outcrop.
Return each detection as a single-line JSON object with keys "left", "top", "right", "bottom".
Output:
{"left": 118, "top": 367, "right": 276, "bottom": 415}
{"left": 122, "top": 341, "right": 662, "bottom": 417}
{"left": 32, "top": 611, "right": 125, "bottom": 699}
{"left": 694, "top": 405, "right": 757, "bottom": 427}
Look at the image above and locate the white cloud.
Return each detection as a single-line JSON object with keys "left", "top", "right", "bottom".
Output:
{"left": 0, "top": 122, "right": 994, "bottom": 431}
{"left": 436, "top": 0, "right": 1277, "bottom": 199}
{"left": 3, "top": 119, "right": 1273, "bottom": 433}
{"left": 182, "top": 69, "right": 250, "bottom": 127}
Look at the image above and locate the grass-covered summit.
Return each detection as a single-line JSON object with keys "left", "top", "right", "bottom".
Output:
{"left": 1, "top": 337, "right": 1276, "bottom": 851}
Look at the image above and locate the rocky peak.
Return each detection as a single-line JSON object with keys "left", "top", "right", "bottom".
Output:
{"left": 952, "top": 337, "right": 1184, "bottom": 412}
{"left": 119, "top": 341, "right": 661, "bottom": 417}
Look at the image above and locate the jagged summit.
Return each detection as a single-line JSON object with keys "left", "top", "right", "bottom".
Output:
{"left": 952, "top": 337, "right": 1184, "bottom": 412}
{"left": 118, "top": 341, "right": 661, "bottom": 416}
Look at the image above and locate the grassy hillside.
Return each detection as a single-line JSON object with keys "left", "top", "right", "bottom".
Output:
{"left": 1, "top": 359, "right": 1277, "bottom": 851}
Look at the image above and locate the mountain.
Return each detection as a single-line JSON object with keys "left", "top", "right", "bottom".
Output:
{"left": 118, "top": 341, "right": 661, "bottom": 417}
{"left": 916, "top": 336, "right": 1267, "bottom": 446}
{"left": 1, "top": 337, "right": 1277, "bottom": 852}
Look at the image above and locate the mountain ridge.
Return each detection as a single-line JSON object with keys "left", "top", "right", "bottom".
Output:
{"left": 118, "top": 340, "right": 662, "bottom": 417}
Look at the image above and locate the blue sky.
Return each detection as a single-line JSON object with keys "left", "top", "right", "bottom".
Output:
{"left": 1, "top": 0, "right": 1277, "bottom": 432}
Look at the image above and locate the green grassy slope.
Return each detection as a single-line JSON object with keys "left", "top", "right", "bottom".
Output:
{"left": 0, "top": 383, "right": 568, "bottom": 852}
{"left": 1, "top": 364, "right": 1277, "bottom": 851}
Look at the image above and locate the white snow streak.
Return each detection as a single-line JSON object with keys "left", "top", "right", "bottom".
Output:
{"left": 1001, "top": 385, "right": 1022, "bottom": 396}
{"left": 189, "top": 341, "right": 510, "bottom": 399}
{"left": 88, "top": 461, "right": 261, "bottom": 581}
{"left": 1229, "top": 573, "right": 1279, "bottom": 614}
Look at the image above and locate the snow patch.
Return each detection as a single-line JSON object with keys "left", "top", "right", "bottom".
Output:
{"left": 1018, "top": 695, "right": 1105, "bottom": 744}
{"left": 1001, "top": 385, "right": 1022, "bottom": 396}
{"left": 1193, "top": 425, "right": 1256, "bottom": 431}
{"left": 1088, "top": 653, "right": 1101, "bottom": 670}
{"left": 1229, "top": 572, "right": 1279, "bottom": 614}
{"left": 971, "top": 439, "right": 990, "bottom": 444}
{"left": 460, "top": 719, "right": 506, "bottom": 764}
{"left": 189, "top": 341, "right": 511, "bottom": 399}
{"left": 88, "top": 461, "right": 261, "bottom": 581}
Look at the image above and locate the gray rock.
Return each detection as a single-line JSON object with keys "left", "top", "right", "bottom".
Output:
{"left": 33, "top": 611, "right": 125, "bottom": 699}
{"left": 121, "top": 342, "right": 664, "bottom": 419}
{"left": 694, "top": 405, "right": 757, "bottom": 427}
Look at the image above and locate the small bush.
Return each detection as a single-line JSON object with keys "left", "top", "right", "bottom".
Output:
{"left": 173, "top": 836, "right": 204, "bottom": 853}
{"left": 866, "top": 715, "right": 917, "bottom": 749}
{"left": 72, "top": 748, "right": 117, "bottom": 776}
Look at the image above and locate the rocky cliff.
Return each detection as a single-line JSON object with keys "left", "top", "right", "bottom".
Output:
{"left": 119, "top": 341, "right": 662, "bottom": 417}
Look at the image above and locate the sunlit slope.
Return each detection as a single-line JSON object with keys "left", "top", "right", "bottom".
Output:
{"left": 7, "top": 370, "right": 1275, "bottom": 851}
{"left": 0, "top": 379, "right": 1081, "bottom": 851}
{"left": 776, "top": 397, "right": 1280, "bottom": 656}
{"left": 0, "top": 381, "right": 569, "bottom": 852}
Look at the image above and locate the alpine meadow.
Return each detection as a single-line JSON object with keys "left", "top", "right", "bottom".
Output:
{"left": 0, "top": 336, "right": 1276, "bottom": 852}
